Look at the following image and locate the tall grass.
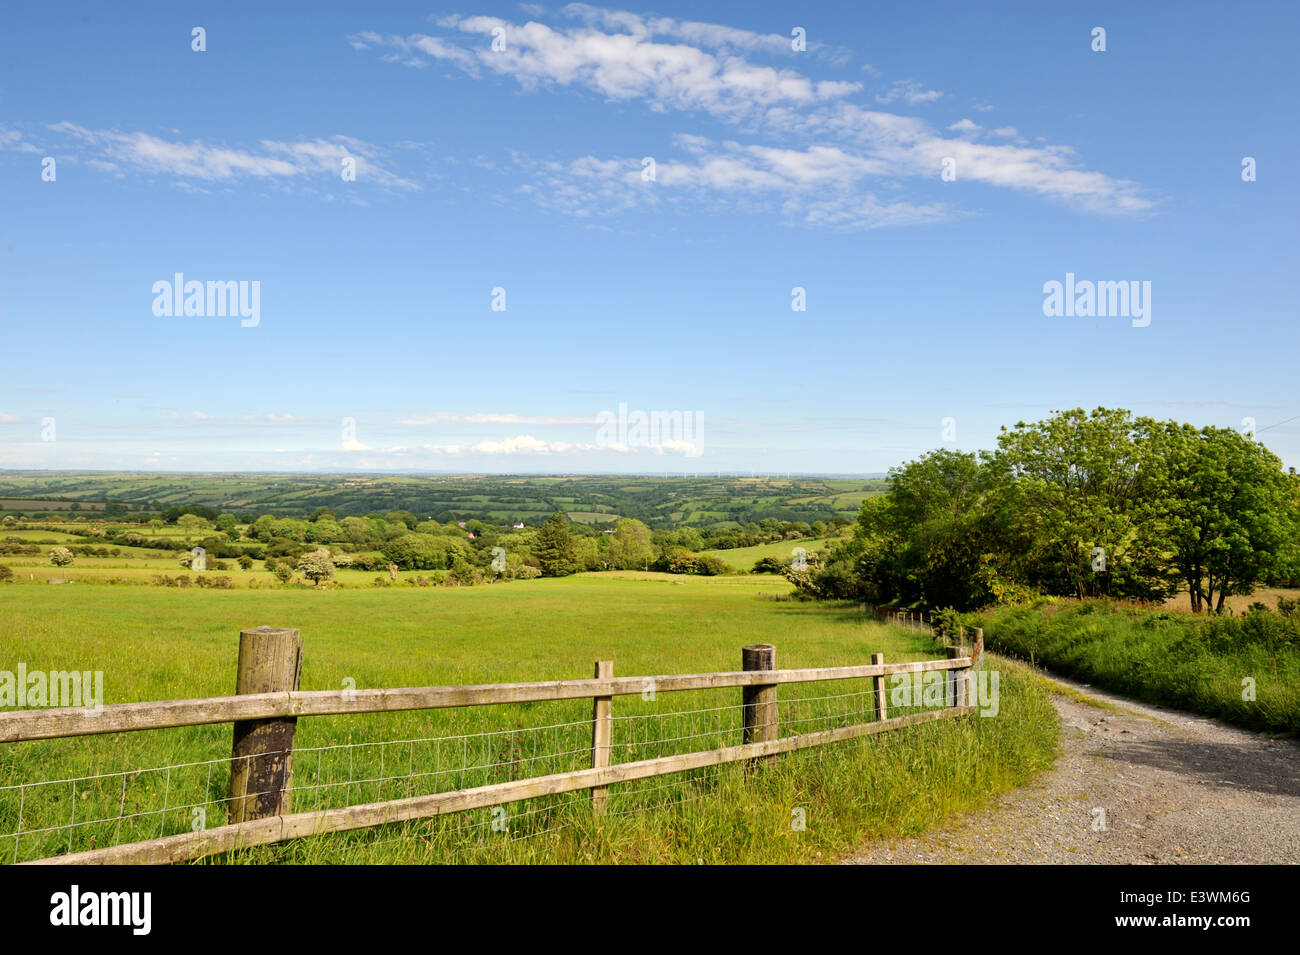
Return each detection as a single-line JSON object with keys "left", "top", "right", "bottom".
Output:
{"left": 1, "top": 575, "right": 1058, "bottom": 864}
{"left": 971, "top": 601, "right": 1300, "bottom": 736}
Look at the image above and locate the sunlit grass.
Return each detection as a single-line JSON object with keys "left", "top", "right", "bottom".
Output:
{"left": 1, "top": 575, "right": 1058, "bottom": 863}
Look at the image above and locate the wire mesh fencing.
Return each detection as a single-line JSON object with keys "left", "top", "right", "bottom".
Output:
{"left": 2, "top": 658, "right": 974, "bottom": 864}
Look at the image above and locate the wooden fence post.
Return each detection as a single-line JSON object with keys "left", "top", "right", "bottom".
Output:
{"left": 871, "top": 652, "right": 888, "bottom": 721}
{"left": 969, "top": 627, "right": 984, "bottom": 708}
{"left": 229, "top": 626, "right": 302, "bottom": 824}
{"left": 946, "top": 646, "right": 964, "bottom": 707}
{"left": 591, "top": 660, "right": 613, "bottom": 817}
{"left": 741, "top": 644, "right": 777, "bottom": 762}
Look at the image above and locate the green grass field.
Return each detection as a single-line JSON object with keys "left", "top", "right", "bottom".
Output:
{"left": 972, "top": 600, "right": 1300, "bottom": 736}
{"left": 700, "top": 536, "right": 839, "bottom": 571}
{"left": 1, "top": 574, "right": 1058, "bottom": 864}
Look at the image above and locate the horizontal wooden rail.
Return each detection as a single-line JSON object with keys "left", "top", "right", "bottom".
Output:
{"left": 0, "top": 658, "right": 970, "bottom": 743}
{"left": 29, "top": 706, "right": 975, "bottom": 865}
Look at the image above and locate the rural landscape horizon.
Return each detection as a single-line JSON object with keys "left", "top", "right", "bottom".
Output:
{"left": 1, "top": 0, "right": 1295, "bottom": 929}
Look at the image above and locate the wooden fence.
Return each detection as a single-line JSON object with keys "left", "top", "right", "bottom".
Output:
{"left": 3, "top": 625, "right": 983, "bottom": 865}
{"left": 868, "top": 606, "right": 983, "bottom": 646}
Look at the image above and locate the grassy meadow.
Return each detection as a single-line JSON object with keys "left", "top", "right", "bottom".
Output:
{"left": 1, "top": 574, "right": 1058, "bottom": 864}
{"left": 699, "top": 536, "right": 838, "bottom": 571}
{"left": 971, "top": 600, "right": 1300, "bottom": 736}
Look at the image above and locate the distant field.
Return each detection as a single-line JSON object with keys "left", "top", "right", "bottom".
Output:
{"left": 0, "top": 498, "right": 106, "bottom": 511}
{"left": 1160, "top": 587, "right": 1300, "bottom": 616}
{"left": 563, "top": 510, "right": 621, "bottom": 524}
{"left": 701, "top": 536, "right": 840, "bottom": 571}
{"left": 0, "top": 472, "right": 886, "bottom": 527}
{"left": 0, "top": 529, "right": 83, "bottom": 542}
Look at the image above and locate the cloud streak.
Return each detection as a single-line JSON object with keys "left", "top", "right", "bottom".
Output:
{"left": 353, "top": 7, "right": 1154, "bottom": 223}
{"left": 43, "top": 123, "right": 419, "bottom": 190}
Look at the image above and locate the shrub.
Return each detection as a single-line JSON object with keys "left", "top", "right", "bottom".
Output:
{"left": 666, "top": 550, "right": 700, "bottom": 574}
{"left": 695, "top": 555, "right": 730, "bottom": 577}
{"left": 48, "top": 546, "right": 74, "bottom": 567}
{"left": 296, "top": 548, "right": 336, "bottom": 585}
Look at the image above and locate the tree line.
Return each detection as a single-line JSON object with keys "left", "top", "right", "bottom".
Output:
{"left": 791, "top": 408, "right": 1300, "bottom": 613}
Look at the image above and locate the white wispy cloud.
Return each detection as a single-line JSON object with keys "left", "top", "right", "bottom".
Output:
{"left": 412, "top": 434, "right": 699, "bottom": 456}
{"left": 519, "top": 138, "right": 954, "bottom": 228}
{"left": 44, "top": 123, "right": 419, "bottom": 190}
{"left": 350, "top": 7, "right": 1153, "bottom": 222}
{"left": 0, "top": 125, "right": 41, "bottom": 154}
{"left": 558, "top": 3, "right": 853, "bottom": 64}
{"left": 350, "top": 15, "right": 860, "bottom": 123}
{"left": 874, "top": 78, "right": 943, "bottom": 105}
{"left": 397, "top": 411, "right": 597, "bottom": 426}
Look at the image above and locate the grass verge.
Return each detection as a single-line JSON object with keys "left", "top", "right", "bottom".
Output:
{"left": 970, "top": 600, "right": 1300, "bottom": 737}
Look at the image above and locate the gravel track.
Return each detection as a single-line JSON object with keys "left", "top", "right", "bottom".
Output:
{"left": 844, "top": 668, "right": 1300, "bottom": 865}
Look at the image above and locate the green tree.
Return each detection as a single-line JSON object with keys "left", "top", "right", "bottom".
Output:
{"left": 990, "top": 407, "right": 1172, "bottom": 601}
{"left": 382, "top": 533, "right": 466, "bottom": 570}
{"left": 177, "top": 513, "right": 211, "bottom": 534}
{"left": 572, "top": 536, "right": 602, "bottom": 571}
{"left": 49, "top": 546, "right": 74, "bottom": 567}
{"left": 1150, "top": 424, "right": 1299, "bottom": 612}
{"left": 385, "top": 510, "right": 419, "bottom": 530}
{"left": 607, "top": 518, "right": 656, "bottom": 570}
{"left": 248, "top": 515, "right": 277, "bottom": 540}
{"left": 535, "top": 512, "right": 577, "bottom": 577}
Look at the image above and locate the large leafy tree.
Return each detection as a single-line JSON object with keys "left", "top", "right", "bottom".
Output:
{"left": 871, "top": 449, "right": 996, "bottom": 608}
{"left": 535, "top": 512, "right": 578, "bottom": 577}
{"left": 1149, "top": 424, "right": 1299, "bottom": 612}
{"left": 607, "top": 518, "right": 656, "bottom": 570}
{"left": 990, "top": 407, "right": 1174, "bottom": 601}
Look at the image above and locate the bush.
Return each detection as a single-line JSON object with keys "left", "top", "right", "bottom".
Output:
{"left": 695, "top": 555, "right": 730, "bottom": 577}
{"left": 296, "top": 548, "right": 336, "bottom": 585}
{"left": 665, "top": 550, "right": 700, "bottom": 574}
{"left": 48, "top": 546, "right": 74, "bottom": 567}
{"left": 0, "top": 564, "right": 13, "bottom": 582}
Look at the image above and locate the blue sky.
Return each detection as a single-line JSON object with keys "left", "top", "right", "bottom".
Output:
{"left": 1, "top": 1, "right": 1296, "bottom": 474}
